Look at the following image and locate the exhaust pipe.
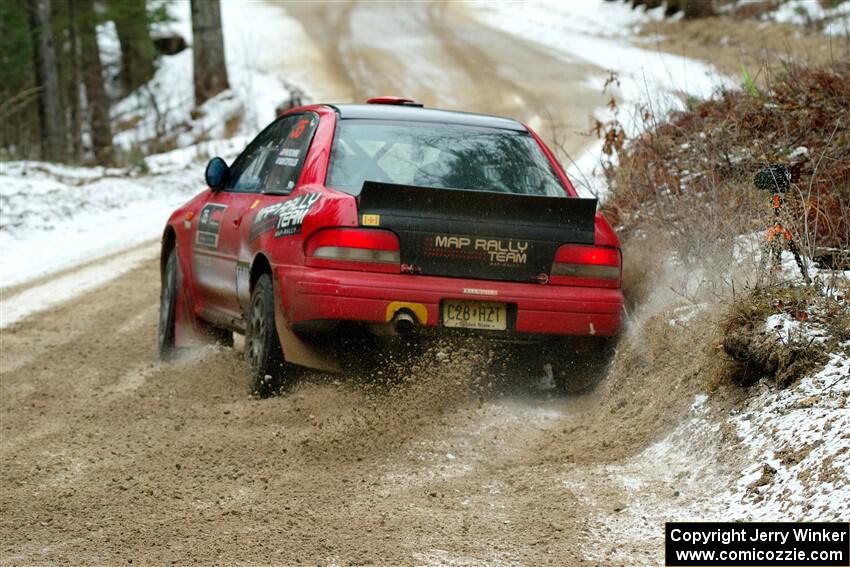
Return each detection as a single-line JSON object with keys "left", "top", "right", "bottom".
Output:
{"left": 392, "top": 311, "right": 417, "bottom": 335}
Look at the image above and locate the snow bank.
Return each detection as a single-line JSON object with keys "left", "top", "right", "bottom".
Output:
{"left": 0, "top": 245, "right": 158, "bottom": 329}
{"left": 727, "top": 348, "right": 850, "bottom": 520}
{"left": 0, "top": 137, "right": 248, "bottom": 290}
{"left": 2, "top": 1, "right": 306, "bottom": 293}
{"left": 469, "top": 0, "right": 732, "bottom": 199}
{"left": 571, "top": 345, "right": 848, "bottom": 563}
{"left": 569, "top": 226, "right": 849, "bottom": 561}
{"left": 1, "top": 153, "right": 209, "bottom": 289}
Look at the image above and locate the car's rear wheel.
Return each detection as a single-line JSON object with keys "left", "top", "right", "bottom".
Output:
{"left": 245, "top": 274, "right": 288, "bottom": 396}
{"left": 158, "top": 249, "right": 179, "bottom": 360}
{"left": 552, "top": 337, "right": 616, "bottom": 395}
{"left": 207, "top": 326, "right": 234, "bottom": 348}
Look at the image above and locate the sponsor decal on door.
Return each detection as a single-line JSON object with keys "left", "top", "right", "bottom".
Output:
{"left": 195, "top": 204, "right": 227, "bottom": 250}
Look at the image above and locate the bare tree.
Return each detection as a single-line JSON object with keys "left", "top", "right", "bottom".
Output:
{"left": 76, "top": 0, "right": 112, "bottom": 163}
{"left": 28, "top": 0, "right": 67, "bottom": 162}
{"left": 191, "top": 0, "right": 229, "bottom": 106}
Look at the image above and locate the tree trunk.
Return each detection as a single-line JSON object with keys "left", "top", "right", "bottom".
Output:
{"left": 682, "top": 0, "right": 715, "bottom": 19}
{"left": 65, "top": 0, "right": 84, "bottom": 162}
{"left": 191, "top": 0, "right": 229, "bottom": 106}
{"left": 76, "top": 0, "right": 112, "bottom": 164}
{"left": 28, "top": 0, "right": 67, "bottom": 162}
{"left": 112, "top": 0, "right": 154, "bottom": 94}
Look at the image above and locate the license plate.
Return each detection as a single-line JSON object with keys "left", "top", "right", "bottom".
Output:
{"left": 442, "top": 300, "right": 507, "bottom": 331}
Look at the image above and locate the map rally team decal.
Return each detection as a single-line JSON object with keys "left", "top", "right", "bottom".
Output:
{"left": 250, "top": 193, "right": 321, "bottom": 240}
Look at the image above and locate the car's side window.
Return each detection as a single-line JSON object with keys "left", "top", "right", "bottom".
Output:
{"left": 225, "top": 113, "right": 319, "bottom": 194}
{"left": 225, "top": 119, "right": 286, "bottom": 193}
{"left": 262, "top": 114, "right": 319, "bottom": 194}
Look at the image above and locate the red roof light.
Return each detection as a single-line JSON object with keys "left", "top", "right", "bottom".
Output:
{"left": 366, "top": 96, "right": 422, "bottom": 106}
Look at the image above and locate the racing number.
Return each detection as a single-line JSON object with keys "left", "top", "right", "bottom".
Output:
{"left": 288, "top": 118, "right": 309, "bottom": 140}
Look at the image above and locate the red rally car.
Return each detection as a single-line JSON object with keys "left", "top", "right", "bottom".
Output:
{"left": 159, "top": 97, "right": 624, "bottom": 394}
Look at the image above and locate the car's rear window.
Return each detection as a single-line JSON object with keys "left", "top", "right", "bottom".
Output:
{"left": 327, "top": 119, "right": 566, "bottom": 197}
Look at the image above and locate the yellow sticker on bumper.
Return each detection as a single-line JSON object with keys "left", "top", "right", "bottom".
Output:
{"left": 361, "top": 214, "right": 381, "bottom": 226}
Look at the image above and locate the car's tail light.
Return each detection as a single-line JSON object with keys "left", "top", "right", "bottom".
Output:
{"left": 304, "top": 228, "right": 400, "bottom": 272}
{"left": 550, "top": 244, "right": 621, "bottom": 288}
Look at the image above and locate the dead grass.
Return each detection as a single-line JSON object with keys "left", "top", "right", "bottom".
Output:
{"left": 639, "top": 16, "right": 849, "bottom": 84}
{"left": 600, "top": 60, "right": 849, "bottom": 391}
{"left": 604, "top": 61, "right": 850, "bottom": 259}
{"left": 719, "top": 283, "right": 848, "bottom": 387}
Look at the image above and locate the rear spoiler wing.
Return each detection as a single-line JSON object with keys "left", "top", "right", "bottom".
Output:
{"left": 357, "top": 181, "right": 597, "bottom": 244}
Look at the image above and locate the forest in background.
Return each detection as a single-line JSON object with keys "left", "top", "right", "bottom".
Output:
{"left": 0, "top": 0, "right": 229, "bottom": 165}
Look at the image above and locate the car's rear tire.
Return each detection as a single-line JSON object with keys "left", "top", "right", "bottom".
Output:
{"left": 158, "top": 249, "right": 179, "bottom": 360}
{"left": 245, "top": 274, "right": 288, "bottom": 396}
{"left": 552, "top": 338, "right": 616, "bottom": 395}
{"left": 208, "top": 326, "right": 234, "bottom": 348}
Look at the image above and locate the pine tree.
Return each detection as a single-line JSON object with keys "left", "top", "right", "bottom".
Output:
{"left": 111, "top": 0, "right": 155, "bottom": 95}
{"left": 0, "top": 0, "right": 40, "bottom": 157}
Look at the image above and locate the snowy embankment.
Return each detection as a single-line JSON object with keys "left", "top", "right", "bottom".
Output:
{"left": 106, "top": 0, "right": 299, "bottom": 150}
{"left": 564, "top": 255, "right": 849, "bottom": 563}
{"left": 0, "top": 1, "right": 298, "bottom": 324}
{"left": 470, "top": 1, "right": 731, "bottom": 199}
{"left": 0, "top": 140, "right": 243, "bottom": 289}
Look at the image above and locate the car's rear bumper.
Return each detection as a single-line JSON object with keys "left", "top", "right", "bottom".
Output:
{"left": 278, "top": 266, "right": 624, "bottom": 337}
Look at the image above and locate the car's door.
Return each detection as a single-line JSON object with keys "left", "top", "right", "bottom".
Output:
{"left": 193, "top": 116, "right": 302, "bottom": 320}
{"left": 234, "top": 113, "right": 321, "bottom": 314}
{"left": 193, "top": 191, "right": 242, "bottom": 319}
{"left": 193, "top": 113, "right": 321, "bottom": 322}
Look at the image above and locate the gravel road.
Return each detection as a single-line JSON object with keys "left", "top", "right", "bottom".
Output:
{"left": 275, "top": 1, "right": 606, "bottom": 158}
{"left": 1, "top": 3, "right": 707, "bottom": 564}
{"left": 2, "top": 255, "right": 709, "bottom": 564}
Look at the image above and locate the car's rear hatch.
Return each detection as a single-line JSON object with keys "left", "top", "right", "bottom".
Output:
{"left": 357, "top": 181, "right": 597, "bottom": 283}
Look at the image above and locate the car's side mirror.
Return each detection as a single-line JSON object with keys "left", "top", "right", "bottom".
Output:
{"left": 205, "top": 157, "right": 229, "bottom": 191}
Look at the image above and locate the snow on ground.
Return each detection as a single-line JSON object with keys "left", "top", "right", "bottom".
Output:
{"left": 110, "top": 0, "right": 297, "bottom": 151}
{"left": 768, "top": 0, "right": 850, "bottom": 36}
{"left": 572, "top": 320, "right": 848, "bottom": 562}
{"left": 0, "top": 138, "right": 243, "bottom": 291}
{"left": 574, "top": 346, "right": 848, "bottom": 563}
{"left": 0, "top": 245, "right": 158, "bottom": 329}
{"left": 563, "top": 394, "right": 732, "bottom": 564}
{"left": 727, "top": 348, "right": 850, "bottom": 520}
{"left": 1, "top": 1, "right": 300, "bottom": 296}
{"left": 469, "top": 0, "right": 732, "bottom": 199}
{"left": 572, "top": 253, "right": 850, "bottom": 562}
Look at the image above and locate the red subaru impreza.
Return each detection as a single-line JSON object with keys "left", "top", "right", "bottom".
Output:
{"left": 159, "top": 98, "right": 624, "bottom": 394}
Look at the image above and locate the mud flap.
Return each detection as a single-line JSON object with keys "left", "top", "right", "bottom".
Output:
{"left": 272, "top": 278, "right": 340, "bottom": 373}
{"left": 173, "top": 252, "right": 213, "bottom": 347}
